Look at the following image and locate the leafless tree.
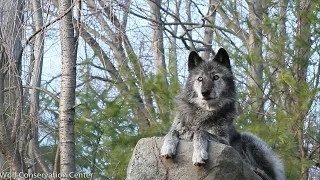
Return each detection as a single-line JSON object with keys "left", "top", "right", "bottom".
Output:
{"left": 0, "top": 0, "right": 25, "bottom": 175}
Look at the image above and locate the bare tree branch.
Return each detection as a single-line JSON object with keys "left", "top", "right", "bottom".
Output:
{"left": 18, "top": 0, "right": 78, "bottom": 64}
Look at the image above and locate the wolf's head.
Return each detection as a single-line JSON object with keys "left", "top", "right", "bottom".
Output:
{"left": 184, "top": 48, "right": 236, "bottom": 111}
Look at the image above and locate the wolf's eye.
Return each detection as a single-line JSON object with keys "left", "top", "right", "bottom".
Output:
{"left": 197, "top": 77, "right": 203, "bottom": 81}
{"left": 213, "top": 75, "right": 219, "bottom": 81}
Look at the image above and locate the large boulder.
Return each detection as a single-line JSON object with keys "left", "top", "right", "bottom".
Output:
{"left": 126, "top": 137, "right": 262, "bottom": 180}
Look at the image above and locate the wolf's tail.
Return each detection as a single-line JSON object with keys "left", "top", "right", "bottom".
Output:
{"left": 240, "top": 132, "right": 286, "bottom": 180}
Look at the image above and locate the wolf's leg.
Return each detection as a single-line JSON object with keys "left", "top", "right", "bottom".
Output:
{"left": 252, "top": 167, "right": 272, "bottom": 180}
{"left": 161, "top": 129, "right": 179, "bottom": 158}
{"left": 207, "top": 133, "right": 229, "bottom": 145}
{"left": 192, "top": 130, "right": 208, "bottom": 166}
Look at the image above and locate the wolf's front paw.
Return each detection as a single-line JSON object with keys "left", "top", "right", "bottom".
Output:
{"left": 161, "top": 141, "right": 177, "bottom": 159}
{"left": 192, "top": 149, "right": 208, "bottom": 166}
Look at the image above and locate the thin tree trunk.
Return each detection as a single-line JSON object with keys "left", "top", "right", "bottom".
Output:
{"left": 58, "top": 0, "right": 77, "bottom": 178}
{"left": 247, "top": 0, "right": 264, "bottom": 120}
{"left": 277, "top": 0, "right": 290, "bottom": 111}
{"left": 168, "top": 0, "right": 180, "bottom": 86}
{"left": 293, "top": 1, "right": 311, "bottom": 179}
{"left": 266, "top": 0, "right": 290, "bottom": 118}
{"left": 148, "top": 0, "right": 168, "bottom": 85}
{"left": 201, "top": 0, "right": 216, "bottom": 60}
{"left": 53, "top": 144, "right": 60, "bottom": 180}
{"left": 0, "top": 0, "right": 25, "bottom": 174}
{"left": 185, "top": 0, "right": 193, "bottom": 48}
{"left": 28, "top": 0, "right": 45, "bottom": 176}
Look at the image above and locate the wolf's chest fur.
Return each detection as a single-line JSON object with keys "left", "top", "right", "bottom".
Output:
{"left": 174, "top": 97, "right": 235, "bottom": 140}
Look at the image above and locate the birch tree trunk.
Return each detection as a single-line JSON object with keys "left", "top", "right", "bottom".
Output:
{"left": 58, "top": 0, "right": 77, "bottom": 178}
{"left": 201, "top": 0, "right": 216, "bottom": 60}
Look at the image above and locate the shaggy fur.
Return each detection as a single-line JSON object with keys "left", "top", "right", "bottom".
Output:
{"left": 161, "top": 48, "right": 285, "bottom": 180}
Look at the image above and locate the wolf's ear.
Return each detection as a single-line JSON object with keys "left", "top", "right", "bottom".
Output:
{"left": 213, "top": 48, "right": 231, "bottom": 71}
{"left": 188, "top": 51, "right": 204, "bottom": 71}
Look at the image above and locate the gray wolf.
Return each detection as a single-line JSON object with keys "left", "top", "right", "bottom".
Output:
{"left": 160, "top": 48, "right": 285, "bottom": 180}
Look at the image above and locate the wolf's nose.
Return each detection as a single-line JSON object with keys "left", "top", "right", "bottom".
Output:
{"left": 201, "top": 91, "right": 210, "bottom": 97}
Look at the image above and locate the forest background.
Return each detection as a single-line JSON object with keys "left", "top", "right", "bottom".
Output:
{"left": 0, "top": 0, "right": 319, "bottom": 179}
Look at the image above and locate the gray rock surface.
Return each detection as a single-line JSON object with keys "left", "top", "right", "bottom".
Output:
{"left": 126, "top": 137, "right": 262, "bottom": 180}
